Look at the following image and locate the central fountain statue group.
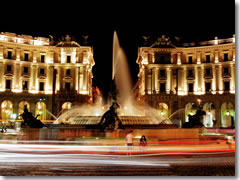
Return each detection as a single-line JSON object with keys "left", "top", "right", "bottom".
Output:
{"left": 98, "top": 102, "right": 124, "bottom": 131}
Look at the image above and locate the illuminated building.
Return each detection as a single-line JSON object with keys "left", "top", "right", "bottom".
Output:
{"left": 0, "top": 32, "right": 94, "bottom": 121}
{"left": 136, "top": 35, "right": 235, "bottom": 128}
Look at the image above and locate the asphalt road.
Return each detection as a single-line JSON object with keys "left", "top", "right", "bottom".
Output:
{"left": 0, "top": 151, "right": 235, "bottom": 176}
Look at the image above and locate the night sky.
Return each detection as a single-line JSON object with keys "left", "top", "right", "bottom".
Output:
{"left": 0, "top": 0, "right": 235, "bottom": 100}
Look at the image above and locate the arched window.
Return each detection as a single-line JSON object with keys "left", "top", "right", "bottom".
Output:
{"left": 18, "top": 101, "right": 30, "bottom": 118}
{"left": 157, "top": 102, "right": 168, "bottom": 117}
{"left": 35, "top": 102, "right": 46, "bottom": 120}
{"left": 221, "top": 102, "right": 234, "bottom": 128}
{"left": 203, "top": 102, "right": 215, "bottom": 127}
{"left": 185, "top": 103, "right": 197, "bottom": 122}
{"left": 1, "top": 100, "right": 13, "bottom": 120}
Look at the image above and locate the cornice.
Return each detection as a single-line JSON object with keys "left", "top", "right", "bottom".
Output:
{"left": 0, "top": 41, "right": 92, "bottom": 52}
{"left": 139, "top": 43, "right": 235, "bottom": 54}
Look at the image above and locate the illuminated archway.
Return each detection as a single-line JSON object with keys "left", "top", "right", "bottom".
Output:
{"left": 157, "top": 102, "right": 168, "bottom": 117}
{"left": 1, "top": 100, "right": 13, "bottom": 120}
{"left": 185, "top": 103, "right": 197, "bottom": 122}
{"left": 35, "top": 102, "right": 46, "bottom": 120}
{"left": 221, "top": 102, "right": 234, "bottom": 128}
{"left": 203, "top": 102, "right": 215, "bottom": 127}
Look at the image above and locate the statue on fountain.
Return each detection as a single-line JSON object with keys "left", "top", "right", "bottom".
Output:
{"left": 182, "top": 109, "right": 206, "bottom": 128}
{"left": 98, "top": 102, "right": 123, "bottom": 131}
{"left": 19, "top": 105, "right": 44, "bottom": 128}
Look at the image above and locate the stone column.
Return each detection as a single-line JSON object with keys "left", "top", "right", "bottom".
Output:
{"left": 144, "top": 67, "right": 148, "bottom": 94}
{"left": 212, "top": 66, "right": 216, "bottom": 94}
{"left": 47, "top": 66, "right": 53, "bottom": 93}
{"left": 75, "top": 67, "right": 79, "bottom": 92}
{"left": 214, "top": 50, "right": 219, "bottom": 63}
{"left": 197, "top": 67, "right": 202, "bottom": 93}
{"left": 0, "top": 46, "right": 3, "bottom": 59}
{"left": 155, "top": 68, "right": 159, "bottom": 93}
{"left": 30, "top": 65, "right": 37, "bottom": 92}
{"left": 146, "top": 68, "right": 151, "bottom": 94}
{"left": 215, "top": 66, "right": 219, "bottom": 92}
{"left": 152, "top": 68, "right": 155, "bottom": 93}
{"left": 183, "top": 67, "right": 187, "bottom": 94}
{"left": 197, "top": 52, "right": 201, "bottom": 64}
{"left": 166, "top": 68, "right": 171, "bottom": 94}
{"left": 177, "top": 52, "right": 181, "bottom": 64}
{"left": 0, "top": 62, "right": 4, "bottom": 90}
{"left": 218, "top": 65, "right": 223, "bottom": 93}
{"left": 201, "top": 67, "right": 204, "bottom": 93}
{"left": 230, "top": 64, "right": 235, "bottom": 92}
{"left": 14, "top": 63, "right": 21, "bottom": 90}
{"left": 82, "top": 66, "right": 87, "bottom": 93}
{"left": 194, "top": 67, "right": 198, "bottom": 93}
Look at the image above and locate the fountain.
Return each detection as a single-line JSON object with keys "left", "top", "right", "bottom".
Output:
{"left": 52, "top": 31, "right": 174, "bottom": 131}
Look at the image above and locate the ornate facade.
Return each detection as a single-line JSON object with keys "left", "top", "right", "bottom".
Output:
{"left": 136, "top": 35, "right": 235, "bottom": 128}
{"left": 0, "top": 32, "right": 95, "bottom": 121}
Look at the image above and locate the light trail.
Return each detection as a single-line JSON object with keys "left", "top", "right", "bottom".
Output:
{"left": 0, "top": 142, "right": 235, "bottom": 155}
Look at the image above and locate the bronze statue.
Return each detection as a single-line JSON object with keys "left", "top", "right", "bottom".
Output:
{"left": 182, "top": 109, "right": 206, "bottom": 128}
{"left": 98, "top": 102, "right": 123, "bottom": 131}
{"left": 19, "top": 105, "right": 44, "bottom": 128}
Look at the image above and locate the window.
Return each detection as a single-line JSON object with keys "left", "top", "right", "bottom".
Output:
{"left": 39, "top": 82, "right": 44, "bottom": 91}
{"left": 41, "top": 55, "right": 45, "bottom": 63}
{"left": 224, "top": 81, "right": 230, "bottom": 91}
{"left": 205, "top": 68, "right": 211, "bottom": 75}
{"left": 65, "top": 82, "right": 71, "bottom": 91}
{"left": 23, "top": 81, "right": 28, "bottom": 90}
{"left": 188, "top": 56, "right": 192, "bottom": 64}
{"left": 6, "top": 80, "right": 11, "bottom": 89}
{"left": 160, "top": 70, "right": 165, "bottom": 76}
{"left": 160, "top": 83, "right": 165, "bottom": 92}
{"left": 224, "top": 67, "right": 229, "bottom": 74}
{"left": 67, "top": 56, "right": 71, "bottom": 63}
{"left": 7, "top": 51, "right": 12, "bottom": 59}
{"left": 66, "top": 69, "right": 71, "bottom": 75}
{"left": 188, "top": 83, "right": 193, "bottom": 92}
{"left": 7, "top": 65, "right": 12, "bottom": 72}
{"left": 154, "top": 53, "right": 171, "bottom": 64}
{"left": 24, "top": 67, "right": 28, "bottom": 73}
{"left": 188, "top": 70, "right": 193, "bottom": 77}
{"left": 40, "top": 68, "right": 45, "bottom": 75}
{"left": 206, "top": 55, "right": 210, "bottom": 63}
{"left": 224, "top": 53, "right": 228, "bottom": 61}
{"left": 24, "top": 53, "right": 29, "bottom": 61}
{"left": 205, "top": 82, "right": 211, "bottom": 92}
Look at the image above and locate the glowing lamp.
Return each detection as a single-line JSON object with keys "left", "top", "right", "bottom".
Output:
{"left": 226, "top": 111, "right": 230, "bottom": 116}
